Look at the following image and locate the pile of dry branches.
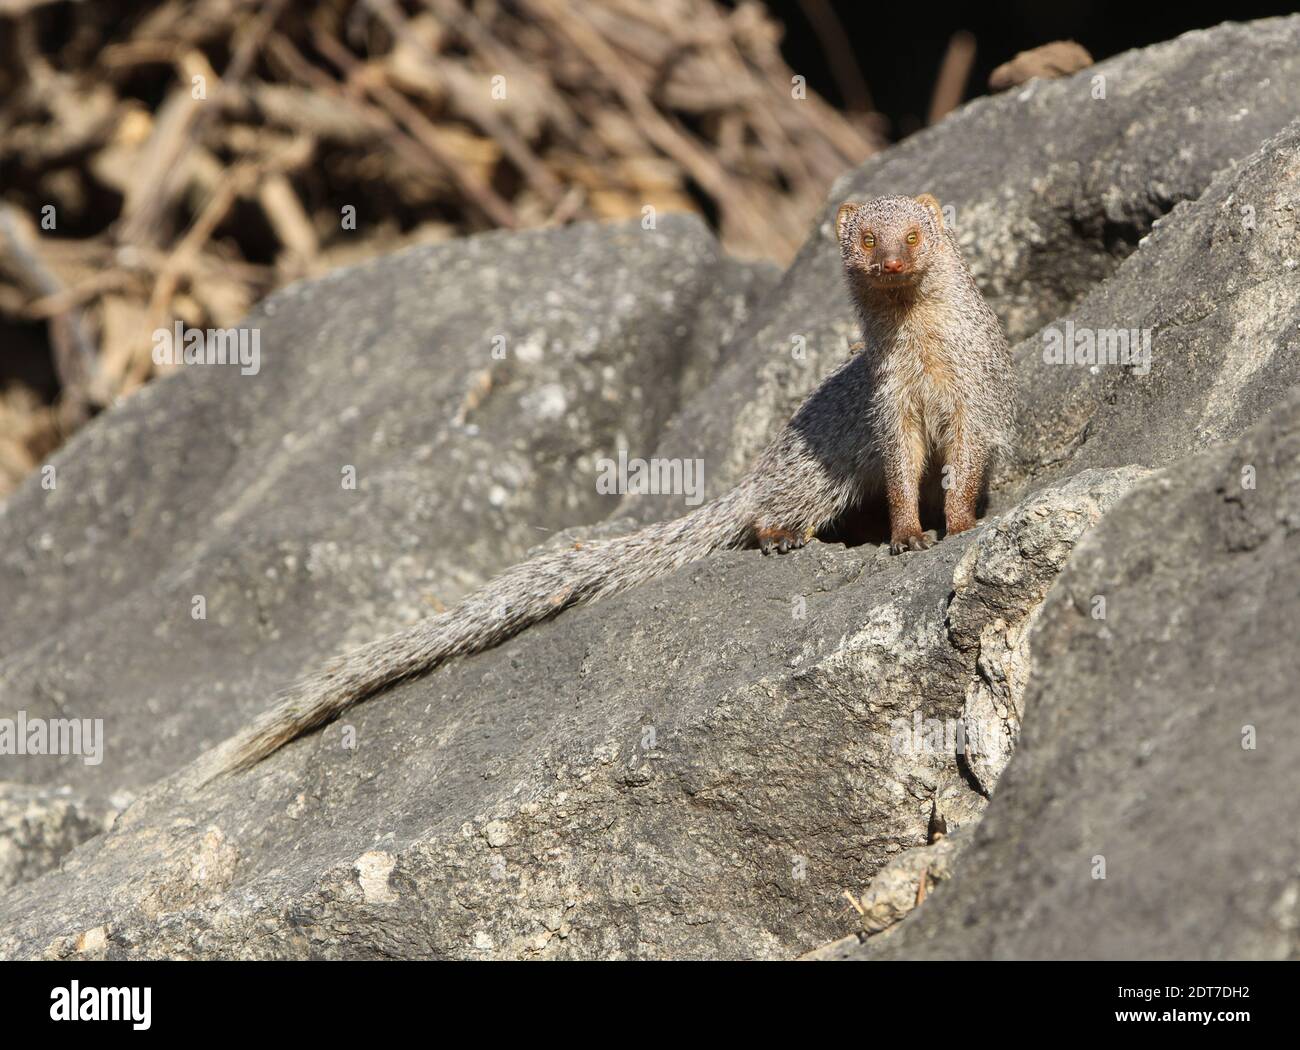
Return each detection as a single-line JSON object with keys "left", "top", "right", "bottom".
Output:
{"left": 0, "top": 0, "right": 882, "bottom": 496}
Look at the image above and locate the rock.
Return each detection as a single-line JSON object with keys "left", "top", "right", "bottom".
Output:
{"left": 850, "top": 388, "right": 1300, "bottom": 960}
{"left": 0, "top": 783, "right": 121, "bottom": 891}
{"left": 988, "top": 41, "right": 1093, "bottom": 92}
{"left": 851, "top": 827, "right": 969, "bottom": 938}
{"left": 943, "top": 467, "right": 1158, "bottom": 795}
{"left": 0, "top": 216, "right": 777, "bottom": 796}
{"left": 1, "top": 18, "right": 1298, "bottom": 960}
{"left": 1009, "top": 117, "right": 1300, "bottom": 501}
{"left": 0, "top": 466, "right": 1143, "bottom": 959}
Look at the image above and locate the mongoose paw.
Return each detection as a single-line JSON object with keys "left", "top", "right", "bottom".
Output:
{"left": 889, "top": 531, "right": 937, "bottom": 555}
{"left": 757, "top": 526, "right": 808, "bottom": 556}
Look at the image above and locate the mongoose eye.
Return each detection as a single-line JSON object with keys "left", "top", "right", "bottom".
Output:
{"left": 906, "top": 231, "right": 919, "bottom": 246}
{"left": 862, "top": 231, "right": 875, "bottom": 248}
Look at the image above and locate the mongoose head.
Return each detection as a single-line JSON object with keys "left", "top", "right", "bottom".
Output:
{"left": 836, "top": 194, "right": 947, "bottom": 290}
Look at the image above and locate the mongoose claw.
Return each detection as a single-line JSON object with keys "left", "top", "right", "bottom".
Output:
{"left": 889, "top": 531, "right": 937, "bottom": 555}
{"left": 757, "top": 527, "right": 808, "bottom": 556}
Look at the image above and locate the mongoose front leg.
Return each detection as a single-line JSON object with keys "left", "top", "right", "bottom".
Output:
{"left": 943, "top": 440, "right": 988, "bottom": 538}
{"left": 885, "top": 426, "right": 933, "bottom": 554}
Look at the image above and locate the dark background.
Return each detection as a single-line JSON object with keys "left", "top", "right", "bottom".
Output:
{"left": 765, "top": 0, "right": 1297, "bottom": 137}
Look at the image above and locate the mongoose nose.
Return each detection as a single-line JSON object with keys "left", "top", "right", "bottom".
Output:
{"left": 882, "top": 258, "right": 908, "bottom": 275}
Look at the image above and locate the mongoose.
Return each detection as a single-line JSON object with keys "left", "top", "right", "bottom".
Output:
{"left": 184, "top": 194, "right": 1012, "bottom": 786}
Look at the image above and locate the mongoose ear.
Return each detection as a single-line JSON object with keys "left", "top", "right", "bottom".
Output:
{"left": 836, "top": 202, "right": 860, "bottom": 242}
{"left": 915, "top": 193, "right": 944, "bottom": 229}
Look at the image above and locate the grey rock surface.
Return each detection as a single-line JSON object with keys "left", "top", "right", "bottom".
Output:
{"left": 0, "top": 19, "right": 1297, "bottom": 959}
{"left": 852, "top": 388, "right": 1300, "bottom": 960}
{"left": 0, "top": 216, "right": 775, "bottom": 795}
{"left": 1008, "top": 116, "right": 1300, "bottom": 501}
{"left": 0, "top": 468, "right": 1140, "bottom": 959}
{"left": 806, "top": 826, "right": 972, "bottom": 951}
{"left": 0, "top": 783, "right": 123, "bottom": 891}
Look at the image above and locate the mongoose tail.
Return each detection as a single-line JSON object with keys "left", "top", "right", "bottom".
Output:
{"left": 184, "top": 487, "right": 752, "bottom": 786}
